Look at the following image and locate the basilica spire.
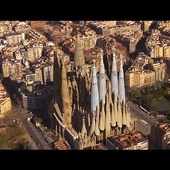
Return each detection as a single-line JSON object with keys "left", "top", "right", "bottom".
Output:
{"left": 105, "top": 93, "right": 111, "bottom": 131}
{"left": 99, "top": 49, "right": 106, "bottom": 104}
{"left": 89, "top": 112, "right": 95, "bottom": 136}
{"left": 118, "top": 55, "right": 125, "bottom": 105}
{"left": 111, "top": 48, "right": 118, "bottom": 97}
{"left": 95, "top": 106, "right": 100, "bottom": 136}
{"left": 81, "top": 116, "right": 87, "bottom": 138}
{"left": 117, "top": 98, "right": 122, "bottom": 128}
{"left": 122, "top": 101, "right": 127, "bottom": 126}
{"left": 61, "top": 59, "right": 72, "bottom": 128}
{"left": 111, "top": 102, "right": 116, "bottom": 127}
{"left": 74, "top": 29, "right": 85, "bottom": 66}
{"left": 91, "top": 62, "right": 99, "bottom": 114}
{"left": 99, "top": 102, "right": 105, "bottom": 131}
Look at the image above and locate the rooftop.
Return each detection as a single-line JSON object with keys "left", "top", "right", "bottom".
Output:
{"left": 159, "top": 123, "right": 170, "bottom": 131}
{"left": 53, "top": 139, "right": 69, "bottom": 150}
{"left": 108, "top": 131, "right": 148, "bottom": 149}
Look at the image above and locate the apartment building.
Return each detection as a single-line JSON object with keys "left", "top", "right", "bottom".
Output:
{"left": 21, "top": 86, "right": 54, "bottom": 110}
{"left": 34, "top": 67, "right": 43, "bottom": 84}
{"left": 126, "top": 68, "right": 156, "bottom": 88}
{"left": 125, "top": 51, "right": 167, "bottom": 88}
{"left": 42, "top": 65, "right": 53, "bottom": 83}
{"left": 150, "top": 123, "right": 170, "bottom": 149}
{"left": 5, "top": 33, "right": 23, "bottom": 45}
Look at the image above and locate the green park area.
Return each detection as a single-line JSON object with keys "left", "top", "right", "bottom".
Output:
{"left": 153, "top": 97, "right": 170, "bottom": 112}
{"left": 129, "top": 83, "right": 170, "bottom": 115}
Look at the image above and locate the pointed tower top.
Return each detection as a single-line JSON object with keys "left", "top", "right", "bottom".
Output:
{"left": 92, "top": 60, "right": 96, "bottom": 75}
{"left": 120, "top": 53, "right": 123, "bottom": 60}
{"left": 92, "top": 59, "right": 96, "bottom": 73}
{"left": 112, "top": 49, "right": 116, "bottom": 62}
{"left": 81, "top": 115, "right": 87, "bottom": 138}
{"left": 100, "top": 48, "right": 103, "bottom": 58}
{"left": 100, "top": 49, "right": 104, "bottom": 66}
{"left": 98, "top": 49, "right": 106, "bottom": 104}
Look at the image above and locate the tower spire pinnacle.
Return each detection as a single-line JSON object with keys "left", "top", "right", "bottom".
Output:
{"left": 118, "top": 54, "right": 125, "bottom": 105}
{"left": 111, "top": 47, "right": 118, "bottom": 97}
{"left": 99, "top": 49, "right": 106, "bottom": 104}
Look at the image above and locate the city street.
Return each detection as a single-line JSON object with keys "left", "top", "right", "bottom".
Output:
{"left": 127, "top": 100, "right": 157, "bottom": 135}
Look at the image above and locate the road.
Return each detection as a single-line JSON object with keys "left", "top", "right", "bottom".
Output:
{"left": 12, "top": 101, "right": 52, "bottom": 150}
{"left": 127, "top": 100, "right": 157, "bottom": 135}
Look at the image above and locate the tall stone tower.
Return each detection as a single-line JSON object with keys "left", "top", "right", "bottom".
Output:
{"left": 74, "top": 30, "right": 85, "bottom": 67}
{"left": 91, "top": 62, "right": 99, "bottom": 115}
{"left": 61, "top": 59, "right": 72, "bottom": 128}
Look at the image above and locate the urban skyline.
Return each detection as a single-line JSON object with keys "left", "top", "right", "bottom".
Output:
{"left": 0, "top": 21, "right": 170, "bottom": 150}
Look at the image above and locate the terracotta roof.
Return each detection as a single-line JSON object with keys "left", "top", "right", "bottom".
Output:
{"left": 54, "top": 140, "right": 69, "bottom": 150}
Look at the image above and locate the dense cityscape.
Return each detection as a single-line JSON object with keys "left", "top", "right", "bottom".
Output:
{"left": 0, "top": 20, "right": 170, "bottom": 150}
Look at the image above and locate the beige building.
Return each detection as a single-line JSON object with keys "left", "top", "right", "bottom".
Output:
{"left": 2, "top": 61, "right": 10, "bottom": 78}
{"left": 5, "top": 34, "right": 22, "bottom": 46}
{"left": 150, "top": 45, "right": 164, "bottom": 58}
{"left": 27, "top": 47, "right": 35, "bottom": 62}
{"left": 146, "top": 59, "right": 166, "bottom": 82}
{"left": 125, "top": 69, "right": 155, "bottom": 88}
{"left": 140, "top": 70, "right": 155, "bottom": 86}
{"left": 0, "top": 84, "right": 12, "bottom": 118}
{"left": 164, "top": 46, "right": 170, "bottom": 58}
{"left": 158, "top": 46, "right": 164, "bottom": 57}
{"left": 125, "top": 71, "right": 141, "bottom": 88}
{"left": 152, "top": 62, "right": 166, "bottom": 82}
{"left": 154, "top": 45, "right": 160, "bottom": 58}
{"left": 33, "top": 45, "right": 43, "bottom": 59}
{"left": 34, "top": 67, "right": 43, "bottom": 84}
{"left": 124, "top": 52, "right": 165, "bottom": 88}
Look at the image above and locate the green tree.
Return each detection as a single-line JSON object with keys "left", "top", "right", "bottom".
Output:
{"left": 53, "top": 135, "right": 59, "bottom": 142}
{"left": 33, "top": 116, "right": 43, "bottom": 124}
{"left": 15, "top": 140, "right": 32, "bottom": 150}
{"left": 129, "top": 88, "right": 141, "bottom": 102}
{"left": 166, "top": 110, "right": 170, "bottom": 120}
{"left": 141, "top": 94, "right": 152, "bottom": 111}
